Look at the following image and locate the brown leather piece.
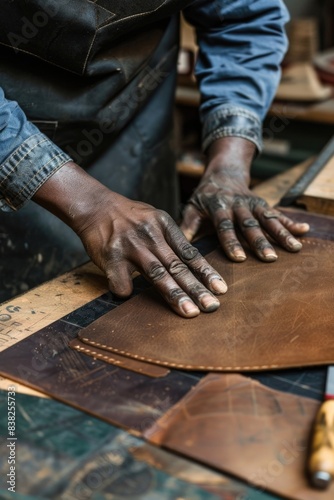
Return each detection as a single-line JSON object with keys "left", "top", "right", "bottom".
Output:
{"left": 69, "top": 338, "right": 170, "bottom": 378}
{"left": 78, "top": 237, "right": 334, "bottom": 371}
{"left": 144, "top": 373, "right": 334, "bottom": 500}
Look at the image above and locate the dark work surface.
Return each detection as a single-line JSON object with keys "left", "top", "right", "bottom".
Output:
{"left": 0, "top": 390, "right": 278, "bottom": 500}
{"left": 0, "top": 260, "right": 325, "bottom": 500}
{"left": 0, "top": 227, "right": 327, "bottom": 425}
{"left": 0, "top": 211, "right": 331, "bottom": 499}
{"left": 0, "top": 222, "right": 327, "bottom": 408}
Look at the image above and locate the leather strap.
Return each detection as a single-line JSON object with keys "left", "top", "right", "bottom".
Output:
{"left": 69, "top": 338, "right": 170, "bottom": 378}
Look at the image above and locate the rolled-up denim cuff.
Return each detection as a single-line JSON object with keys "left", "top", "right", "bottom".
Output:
{"left": 202, "top": 105, "right": 263, "bottom": 153}
{"left": 0, "top": 133, "right": 72, "bottom": 212}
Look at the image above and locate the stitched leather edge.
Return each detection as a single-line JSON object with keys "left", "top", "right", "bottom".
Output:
{"left": 70, "top": 340, "right": 170, "bottom": 377}
{"left": 79, "top": 239, "right": 334, "bottom": 371}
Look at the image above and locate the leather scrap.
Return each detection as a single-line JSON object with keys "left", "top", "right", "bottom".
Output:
{"left": 69, "top": 338, "right": 170, "bottom": 378}
{"left": 0, "top": 322, "right": 194, "bottom": 432}
{"left": 144, "top": 373, "right": 334, "bottom": 500}
{"left": 77, "top": 237, "right": 334, "bottom": 371}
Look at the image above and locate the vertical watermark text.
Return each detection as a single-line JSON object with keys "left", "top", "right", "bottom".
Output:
{"left": 6, "top": 386, "right": 16, "bottom": 493}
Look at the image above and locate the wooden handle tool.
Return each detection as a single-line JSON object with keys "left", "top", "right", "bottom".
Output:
{"left": 308, "top": 367, "right": 334, "bottom": 489}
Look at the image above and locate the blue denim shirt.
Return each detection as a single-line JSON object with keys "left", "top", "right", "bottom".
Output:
{"left": 0, "top": 0, "right": 289, "bottom": 212}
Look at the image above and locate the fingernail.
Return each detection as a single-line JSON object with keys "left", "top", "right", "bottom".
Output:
{"left": 287, "top": 237, "right": 302, "bottom": 250}
{"left": 182, "top": 229, "right": 193, "bottom": 241}
{"left": 210, "top": 278, "right": 228, "bottom": 294}
{"left": 200, "top": 294, "right": 220, "bottom": 312}
{"left": 297, "top": 223, "right": 310, "bottom": 231}
{"left": 181, "top": 300, "right": 200, "bottom": 316}
{"left": 262, "top": 249, "right": 277, "bottom": 261}
{"left": 233, "top": 250, "right": 247, "bottom": 261}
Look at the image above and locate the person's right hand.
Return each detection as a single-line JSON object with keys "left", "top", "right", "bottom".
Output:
{"left": 33, "top": 162, "right": 227, "bottom": 318}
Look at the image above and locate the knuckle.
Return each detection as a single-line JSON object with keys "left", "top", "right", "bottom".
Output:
{"left": 146, "top": 262, "right": 167, "bottom": 282}
{"left": 278, "top": 228, "right": 290, "bottom": 239}
{"left": 224, "top": 239, "right": 242, "bottom": 252}
{"left": 233, "top": 195, "right": 247, "bottom": 208}
{"left": 218, "top": 219, "right": 234, "bottom": 232}
{"left": 262, "top": 210, "right": 280, "bottom": 220}
{"left": 197, "top": 265, "right": 217, "bottom": 280}
{"left": 253, "top": 236, "right": 272, "bottom": 251}
{"left": 136, "top": 222, "right": 156, "bottom": 240}
{"left": 280, "top": 216, "right": 293, "bottom": 228}
{"left": 106, "top": 239, "right": 124, "bottom": 261}
{"left": 180, "top": 244, "right": 200, "bottom": 261}
{"left": 242, "top": 218, "right": 260, "bottom": 229}
{"left": 188, "top": 283, "right": 208, "bottom": 297}
{"left": 169, "top": 288, "right": 187, "bottom": 303}
{"left": 168, "top": 259, "right": 189, "bottom": 277}
{"left": 156, "top": 209, "right": 171, "bottom": 226}
{"left": 251, "top": 197, "right": 268, "bottom": 210}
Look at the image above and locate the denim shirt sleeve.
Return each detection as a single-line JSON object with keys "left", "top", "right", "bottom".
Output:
{"left": 0, "top": 88, "right": 71, "bottom": 212}
{"left": 183, "top": 0, "right": 289, "bottom": 152}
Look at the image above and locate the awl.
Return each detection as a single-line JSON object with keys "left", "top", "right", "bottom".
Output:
{"left": 308, "top": 366, "right": 334, "bottom": 489}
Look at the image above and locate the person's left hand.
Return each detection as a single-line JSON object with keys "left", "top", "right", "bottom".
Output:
{"left": 180, "top": 137, "right": 310, "bottom": 262}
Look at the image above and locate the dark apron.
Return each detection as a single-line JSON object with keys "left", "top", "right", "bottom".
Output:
{"left": 0, "top": 0, "right": 192, "bottom": 300}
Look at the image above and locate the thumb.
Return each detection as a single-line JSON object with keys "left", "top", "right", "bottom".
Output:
{"left": 180, "top": 203, "right": 202, "bottom": 241}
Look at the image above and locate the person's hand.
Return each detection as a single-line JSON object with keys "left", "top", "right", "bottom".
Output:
{"left": 181, "top": 137, "right": 310, "bottom": 262}
{"left": 33, "top": 162, "right": 227, "bottom": 318}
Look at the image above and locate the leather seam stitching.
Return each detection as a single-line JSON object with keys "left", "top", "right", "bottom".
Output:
{"left": 80, "top": 238, "right": 334, "bottom": 370}
{"left": 80, "top": 337, "right": 281, "bottom": 370}
{"left": 74, "top": 344, "right": 123, "bottom": 365}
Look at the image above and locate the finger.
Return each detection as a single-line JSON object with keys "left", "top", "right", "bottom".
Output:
{"left": 275, "top": 212, "right": 310, "bottom": 235}
{"left": 215, "top": 216, "right": 247, "bottom": 262}
{"left": 106, "top": 261, "right": 134, "bottom": 298}
{"left": 138, "top": 251, "right": 208, "bottom": 318}
{"left": 162, "top": 219, "right": 228, "bottom": 295}
{"left": 234, "top": 206, "right": 278, "bottom": 262}
{"left": 255, "top": 208, "right": 306, "bottom": 253}
{"left": 161, "top": 254, "right": 222, "bottom": 312}
{"left": 201, "top": 202, "right": 247, "bottom": 261}
{"left": 180, "top": 203, "right": 203, "bottom": 241}
{"left": 197, "top": 197, "right": 248, "bottom": 262}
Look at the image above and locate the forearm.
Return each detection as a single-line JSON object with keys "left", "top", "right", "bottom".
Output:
{"left": 32, "top": 161, "right": 114, "bottom": 232}
{"left": 184, "top": 0, "right": 289, "bottom": 154}
{"left": 205, "top": 137, "right": 256, "bottom": 184}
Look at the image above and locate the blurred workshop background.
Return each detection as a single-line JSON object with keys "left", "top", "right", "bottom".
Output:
{"left": 176, "top": 0, "right": 334, "bottom": 193}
